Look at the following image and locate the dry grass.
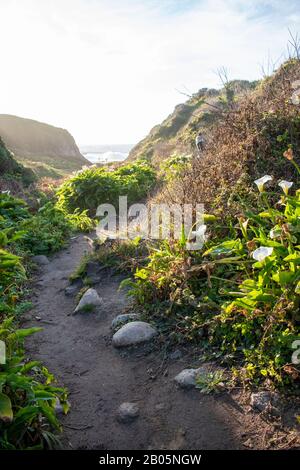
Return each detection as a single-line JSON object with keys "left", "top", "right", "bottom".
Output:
{"left": 153, "top": 59, "right": 300, "bottom": 216}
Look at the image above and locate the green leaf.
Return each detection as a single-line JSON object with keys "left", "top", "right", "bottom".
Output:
{"left": 0, "top": 392, "right": 13, "bottom": 423}
{"left": 272, "top": 271, "right": 295, "bottom": 286}
{"left": 204, "top": 239, "right": 242, "bottom": 256}
{"left": 9, "top": 327, "right": 43, "bottom": 341}
{"left": 284, "top": 253, "right": 300, "bottom": 264}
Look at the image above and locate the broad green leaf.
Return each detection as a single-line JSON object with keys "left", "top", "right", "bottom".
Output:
{"left": 284, "top": 253, "right": 300, "bottom": 264}
{"left": 0, "top": 392, "right": 13, "bottom": 423}
{"left": 272, "top": 271, "right": 295, "bottom": 286}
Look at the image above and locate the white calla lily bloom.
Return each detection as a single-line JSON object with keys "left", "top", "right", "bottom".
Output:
{"left": 278, "top": 180, "right": 293, "bottom": 195}
{"left": 252, "top": 246, "right": 273, "bottom": 262}
{"left": 254, "top": 175, "right": 273, "bottom": 193}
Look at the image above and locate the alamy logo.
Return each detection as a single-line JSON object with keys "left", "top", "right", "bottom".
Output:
{"left": 291, "top": 80, "right": 300, "bottom": 105}
{"left": 292, "top": 340, "right": 300, "bottom": 365}
{"left": 0, "top": 340, "right": 6, "bottom": 365}
{"left": 96, "top": 197, "right": 206, "bottom": 250}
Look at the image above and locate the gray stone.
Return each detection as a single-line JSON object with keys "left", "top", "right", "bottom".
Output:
{"left": 117, "top": 402, "right": 139, "bottom": 423}
{"left": 169, "top": 349, "right": 183, "bottom": 360}
{"left": 65, "top": 285, "right": 80, "bottom": 296}
{"left": 111, "top": 313, "right": 141, "bottom": 330}
{"left": 112, "top": 321, "right": 158, "bottom": 348}
{"left": 65, "top": 278, "right": 83, "bottom": 296}
{"left": 250, "top": 391, "right": 280, "bottom": 412}
{"left": 32, "top": 255, "right": 49, "bottom": 266}
{"left": 174, "top": 366, "right": 208, "bottom": 389}
{"left": 74, "top": 288, "right": 103, "bottom": 314}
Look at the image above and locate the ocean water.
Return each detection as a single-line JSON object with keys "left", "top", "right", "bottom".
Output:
{"left": 80, "top": 144, "right": 134, "bottom": 164}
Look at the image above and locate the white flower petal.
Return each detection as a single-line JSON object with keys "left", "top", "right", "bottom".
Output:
{"left": 254, "top": 175, "right": 273, "bottom": 193}
{"left": 252, "top": 246, "right": 273, "bottom": 262}
{"left": 278, "top": 180, "right": 293, "bottom": 195}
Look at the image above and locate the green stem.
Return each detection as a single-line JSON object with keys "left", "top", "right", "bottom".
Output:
{"left": 292, "top": 159, "right": 300, "bottom": 176}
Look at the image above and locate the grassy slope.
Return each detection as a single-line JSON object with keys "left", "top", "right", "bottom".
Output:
{"left": 0, "top": 137, "right": 36, "bottom": 192}
{"left": 127, "top": 80, "right": 257, "bottom": 165}
{"left": 148, "top": 60, "right": 300, "bottom": 215}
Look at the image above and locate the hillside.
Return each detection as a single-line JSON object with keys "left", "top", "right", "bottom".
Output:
{"left": 0, "top": 137, "right": 36, "bottom": 194}
{"left": 127, "top": 80, "right": 257, "bottom": 164}
{"left": 151, "top": 59, "right": 300, "bottom": 213}
{"left": 0, "top": 114, "right": 89, "bottom": 178}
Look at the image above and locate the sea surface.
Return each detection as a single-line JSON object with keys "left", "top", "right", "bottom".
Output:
{"left": 80, "top": 144, "right": 134, "bottom": 164}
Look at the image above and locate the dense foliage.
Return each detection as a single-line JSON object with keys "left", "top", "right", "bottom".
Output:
{"left": 56, "top": 160, "right": 156, "bottom": 216}
{"left": 0, "top": 192, "right": 93, "bottom": 448}
{"left": 0, "top": 138, "right": 36, "bottom": 187}
{"left": 122, "top": 171, "right": 300, "bottom": 389}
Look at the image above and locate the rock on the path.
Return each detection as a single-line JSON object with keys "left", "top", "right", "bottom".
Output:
{"left": 74, "top": 288, "right": 103, "bottom": 314}
{"left": 65, "top": 279, "right": 83, "bottom": 297}
{"left": 111, "top": 313, "right": 140, "bottom": 330}
{"left": 32, "top": 255, "right": 49, "bottom": 266}
{"left": 250, "top": 391, "right": 280, "bottom": 412}
{"left": 65, "top": 285, "right": 80, "bottom": 296}
{"left": 117, "top": 402, "right": 139, "bottom": 423}
{"left": 174, "top": 366, "right": 208, "bottom": 389}
{"left": 112, "top": 321, "right": 157, "bottom": 348}
{"left": 169, "top": 349, "right": 183, "bottom": 360}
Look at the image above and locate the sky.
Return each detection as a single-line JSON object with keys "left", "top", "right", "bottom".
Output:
{"left": 0, "top": 0, "right": 300, "bottom": 145}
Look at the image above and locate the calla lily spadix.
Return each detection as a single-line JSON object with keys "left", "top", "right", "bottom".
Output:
{"left": 252, "top": 246, "right": 273, "bottom": 262}
{"left": 254, "top": 175, "right": 273, "bottom": 193}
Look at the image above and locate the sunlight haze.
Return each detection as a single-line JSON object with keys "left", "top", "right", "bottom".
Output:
{"left": 1, "top": 0, "right": 300, "bottom": 144}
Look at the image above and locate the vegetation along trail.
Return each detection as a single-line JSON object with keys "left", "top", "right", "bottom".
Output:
{"left": 23, "top": 235, "right": 292, "bottom": 450}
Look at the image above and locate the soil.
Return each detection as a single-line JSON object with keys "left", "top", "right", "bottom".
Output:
{"left": 24, "top": 235, "right": 300, "bottom": 450}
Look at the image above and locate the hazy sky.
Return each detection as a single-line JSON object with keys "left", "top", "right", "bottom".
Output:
{"left": 0, "top": 0, "right": 300, "bottom": 145}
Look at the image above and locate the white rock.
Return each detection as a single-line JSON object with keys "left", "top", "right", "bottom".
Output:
{"left": 112, "top": 321, "right": 157, "bottom": 348}
{"left": 32, "top": 255, "right": 49, "bottom": 266}
{"left": 74, "top": 288, "right": 103, "bottom": 314}
{"left": 111, "top": 313, "right": 140, "bottom": 330}
{"left": 174, "top": 367, "right": 208, "bottom": 389}
{"left": 117, "top": 402, "right": 139, "bottom": 423}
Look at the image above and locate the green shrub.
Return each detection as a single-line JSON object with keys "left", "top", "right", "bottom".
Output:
{"left": 124, "top": 172, "right": 300, "bottom": 389}
{"left": 0, "top": 317, "right": 69, "bottom": 449}
{"left": 0, "top": 193, "right": 94, "bottom": 256}
{"left": 56, "top": 160, "right": 156, "bottom": 216}
{"left": 0, "top": 227, "right": 68, "bottom": 448}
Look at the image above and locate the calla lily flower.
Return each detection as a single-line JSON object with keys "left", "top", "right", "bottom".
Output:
{"left": 269, "top": 228, "right": 281, "bottom": 239}
{"left": 252, "top": 246, "right": 273, "bottom": 262}
{"left": 278, "top": 180, "right": 293, "bottom": 195}
{"left": 254, "top": 175, "right": 273, "bottom": 193}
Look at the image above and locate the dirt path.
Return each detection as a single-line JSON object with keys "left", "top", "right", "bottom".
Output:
{"left": 24, "top": 235, "right": 273, "bottom": 450}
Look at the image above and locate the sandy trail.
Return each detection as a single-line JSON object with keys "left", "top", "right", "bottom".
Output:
{"left": 24, "top": 235, "right": 260, "bottom": 450}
